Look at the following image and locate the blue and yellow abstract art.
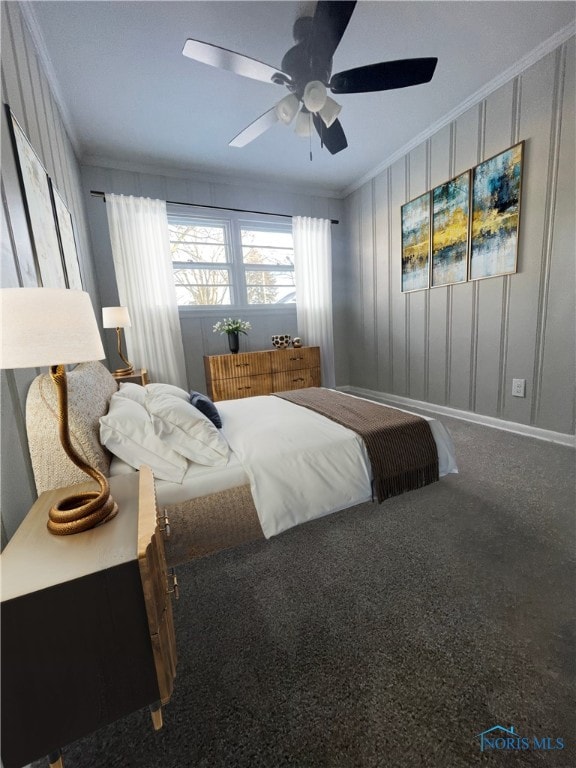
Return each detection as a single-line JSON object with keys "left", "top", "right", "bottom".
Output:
{"left": 470, "top": 142, "right": 523, "bottom": 279}
{"left": 401, "top": 192, "right": 430, "bottom": 292}
{"left": 432, "top": 171, "right": 470, "bottom": 287}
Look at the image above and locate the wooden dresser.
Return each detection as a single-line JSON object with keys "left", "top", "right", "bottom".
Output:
{"left": 204, "top": 346, "right": 321, "bottom": 401}
{"left": 0, "top": 467, "right": 177, "bottom": 768}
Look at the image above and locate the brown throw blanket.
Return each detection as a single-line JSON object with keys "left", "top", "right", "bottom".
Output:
{"left": 274, "top": 388, "right": 439, "bottom": 502}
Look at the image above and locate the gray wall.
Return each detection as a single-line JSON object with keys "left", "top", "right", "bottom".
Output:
{"left": 79, "top": 164, "right": 346, "bottom": 394}
{"left": 1, "top": 2, "right": 102, "bottom": 544}
{"left": 344, "top": 38, "right": 575, "bottom": 437}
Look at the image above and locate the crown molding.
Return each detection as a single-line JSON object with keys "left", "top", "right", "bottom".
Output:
{"left": 343, "top": 22, "right": 576, "bottom": 198}
{"left": 18, "top": 0, "right": 82, "bottom": 156}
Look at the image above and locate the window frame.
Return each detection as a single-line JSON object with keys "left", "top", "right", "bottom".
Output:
{"left": 167, "top": 205, "right": 295, "bottom": 310}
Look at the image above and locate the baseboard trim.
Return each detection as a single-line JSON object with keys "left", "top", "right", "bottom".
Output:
{"left": 339, "top": 386, "right": 576, "bottom": 448}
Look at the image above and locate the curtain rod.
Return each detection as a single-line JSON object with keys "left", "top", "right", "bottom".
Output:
{"left": 89, "top": 190, "right": 339, "bottom": 225}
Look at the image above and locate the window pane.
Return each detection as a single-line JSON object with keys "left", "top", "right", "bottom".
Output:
{"left": 169, "top": 223, "right": 228, "bottom": 264}
{"left": 171, "top": 242, "right": 227, "bottom": 263}
{"left": 173, "top": 267, "right": 231, "bottom": 305}
{"left": 241, "top": 228, "right": 294, "bottom": 266}
{"left": 245, "top": 270, "right": 296, "bottom": 304}
{"left": 242, "top": 245, "right": 294, "bottom": 266}
{"left": 169, "top": 223, "right": 226, "bottom": 244}
{"left": 240, "top": 228, "right": 293, "bottom": 248}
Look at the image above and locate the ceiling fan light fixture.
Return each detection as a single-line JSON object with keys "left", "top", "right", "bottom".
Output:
{"left": 275, "top": 93, "right": 300, "bottom": 124}
{"left": 303, "top": 80, "right": 327, "bottom": 113}
{"left": 294, "top": 108, "right": 312, "bottom": 137}
{"left": 319, "top": 96, "right": 342, "bottom": 128}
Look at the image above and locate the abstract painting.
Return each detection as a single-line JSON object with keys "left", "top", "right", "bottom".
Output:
{"left": 470, "top": 142, "right": 523, "bottom": 280}
{"left": 401, "top": 192, "right": 430, "bottom": 292}
{"left": 431, "top": 171, "right": 470, "bottom": 287}
{"left": 7, "top": 106, "right": 66, "bottom": 288}
{"left": 51, "top": 182, "right": 83, "bottom": 289}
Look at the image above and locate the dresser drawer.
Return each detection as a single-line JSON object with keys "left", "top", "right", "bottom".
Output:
{"left": 269, "top": 346, "right": 320, "bottom": 373}
{"left": 272, "top": 367, "right": 321, "bottom": 392}
{"left": 212, "top": 373, "right": 272, "bottom": 401}
{"left": 205, "top": 351, "right": 271, "bottom": 380}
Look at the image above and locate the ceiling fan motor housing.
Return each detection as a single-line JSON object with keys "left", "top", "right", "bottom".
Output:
{"left": 280, "top": 15, "right": 333, "bottom": 99}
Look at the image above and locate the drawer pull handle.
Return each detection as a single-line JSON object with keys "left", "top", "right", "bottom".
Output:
{"left": 167, "top": 569, "right": 179, "bottom": 600}
{"left": 289, "top": 356, "right": 304, "bottom": 361}
{"left": 238, "top": 385, "right": 251, "bottom": 390}
{"left": 235, "top": 362, "right": 250, "bottom": 367}
{"left": 293, "top": 377, "right": 305, "bottom": 382}
{"left": 157, "top": 510, "right": 171, "bottom": 539}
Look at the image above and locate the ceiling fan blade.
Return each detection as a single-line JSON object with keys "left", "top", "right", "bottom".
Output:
{"left": 312, "top": 114, "right": 348, "bottom": 155}
{"left": 229, "top": 107, "right": 279, "bottom": 148}
{"left": 183, "top": 39, "right": 286, "bottom": 85}
{"left": 330, "top": 57, "right": 438, "bottom": 94}
{"left": 310, "top": 1, "right": 357, "bottom": 65}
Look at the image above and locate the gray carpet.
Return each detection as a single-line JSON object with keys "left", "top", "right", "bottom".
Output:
{"left": 33, "top": 417, "right": 575, "bottom": 767}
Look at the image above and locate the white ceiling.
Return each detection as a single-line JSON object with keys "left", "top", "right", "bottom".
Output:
{"left": 26, "top": 1, "right": 575, "bottom": 196}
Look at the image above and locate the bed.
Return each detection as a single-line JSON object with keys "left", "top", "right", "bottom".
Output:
{"left": 26, "top": 362, "right": 457, "bottom": 564}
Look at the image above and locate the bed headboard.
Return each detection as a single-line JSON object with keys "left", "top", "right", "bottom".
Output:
{"left": 26, "top": 361, "right": 118, "bottom": 495}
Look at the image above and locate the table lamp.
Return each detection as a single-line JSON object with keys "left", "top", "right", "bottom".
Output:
{"left": 102, "top": 306, "right": 134, "bottom": 377}
{"left": 0, "top": 288, "right": 118, "bottom": 535}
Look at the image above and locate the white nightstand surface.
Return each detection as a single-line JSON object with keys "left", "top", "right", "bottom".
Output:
{"left": 1, "top": 473, "right": 140, "bottom": 601}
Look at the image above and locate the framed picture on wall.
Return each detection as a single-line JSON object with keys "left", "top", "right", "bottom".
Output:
{"left": 6, "top": 105, "right": 66, "bottom": 288}
{"left": 50, "top": 182, "right": 83, "bottom": 289}
{"left": 401, "top": 192, "right": 430, "bottom": 292}
{"left": 431, "top": 171, "right": 470, "bottom": 287}
{"left": 1, "top": 181, "right": 39, "bottom": 287}
{"left": 470, "top": 141, "right": 524, "bottom": 280}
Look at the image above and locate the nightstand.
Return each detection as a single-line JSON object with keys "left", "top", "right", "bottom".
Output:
{"left": 113, "top": 367, "right": 149, "bottom": 386}
{"left": 0, "top": 467, "right": 177, "bottom": 768}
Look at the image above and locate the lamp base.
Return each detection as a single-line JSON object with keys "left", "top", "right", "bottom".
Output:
{"left": 112, "top": 365, "right": 135, "bottom": 377}
{"left": 48, "top": 486, "right": 119, "bottom": 536}
{"left": 48, "top": 364, "right": 119, "bottom": 536}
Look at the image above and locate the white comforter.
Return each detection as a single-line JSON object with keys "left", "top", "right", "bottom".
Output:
{"left": 218, "top": 393, "right": 458, "bottom": 538}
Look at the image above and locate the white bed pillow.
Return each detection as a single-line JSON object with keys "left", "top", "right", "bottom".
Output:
{"left": 146, "top": 391, "right": 230, "bottom": 466}
{"left": 116, "top": 382, "right": 147, "bottom": 405}
{"left": 100, "top": 394, "right": 188, "bottom": 483}
{"left": 145, "top": 382, "right": 189, "bottom": 401}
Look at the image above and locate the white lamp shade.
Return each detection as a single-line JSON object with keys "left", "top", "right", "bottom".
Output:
{"left": 275, "top": 94, "right": 299, "bottom": 124}
{"left": 0, "top": 288, "right": 105, "bottom": 369}
{"left": 319, "top": 96, "right": 342, "bottom": 128}
{"left": 294, "top": 108, "right": 312, "bottom": 137}
{"left": 102, "top": 306, "right": 131, "bottom": 329}
{"left": 303, "top": 80, "right": 327, "bottom": 113}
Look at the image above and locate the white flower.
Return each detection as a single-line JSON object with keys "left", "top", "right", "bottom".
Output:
{"left": 212, "top": 318, "right": 252, "bottom": 335}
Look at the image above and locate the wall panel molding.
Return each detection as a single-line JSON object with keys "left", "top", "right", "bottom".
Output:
{"left": 344, "top": 37, "right": 574, "bottom": 435}
{"left": 531, "top": 44, "right": 566, "bottom": 425}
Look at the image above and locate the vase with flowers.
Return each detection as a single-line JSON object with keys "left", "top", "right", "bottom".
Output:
{"left": 213, "top": 318, "right": 252, "bottom": 354}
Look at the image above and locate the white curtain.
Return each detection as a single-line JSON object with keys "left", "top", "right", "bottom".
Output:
{"left": 106, "top": 194, "right": 188, "bottom": 389}
{"left": 292, "top": 216, "right": 335, "bottom": 388}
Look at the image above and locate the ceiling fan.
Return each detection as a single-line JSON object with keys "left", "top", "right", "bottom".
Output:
{"left": 182, "top": 1, "right": 437, "bottom": 155}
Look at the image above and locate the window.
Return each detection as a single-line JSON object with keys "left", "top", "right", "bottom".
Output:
{"left": 168, "top": 208, "right": 295, "bottom": 307}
